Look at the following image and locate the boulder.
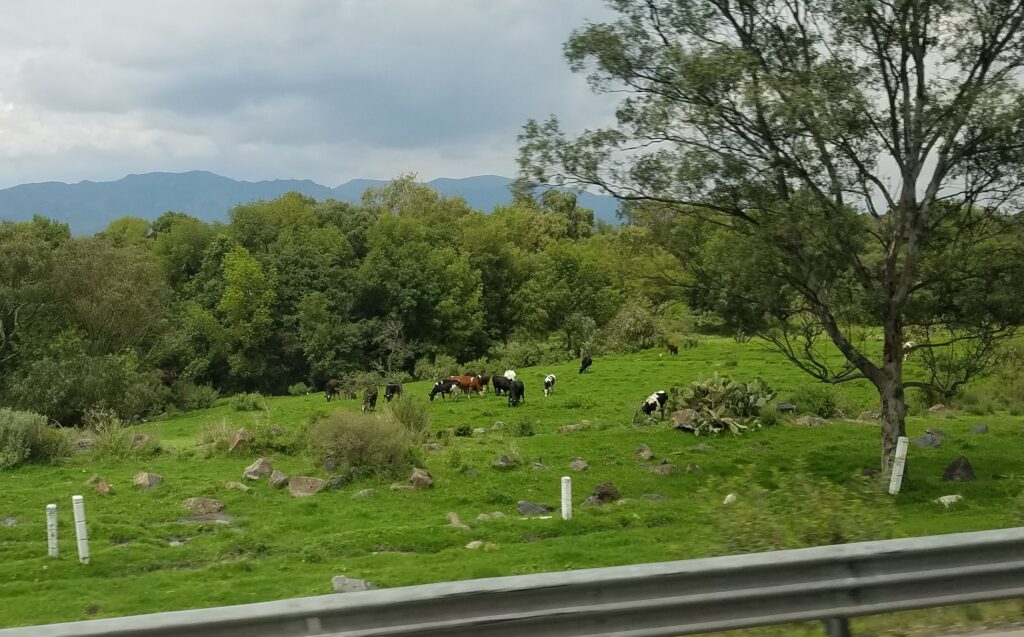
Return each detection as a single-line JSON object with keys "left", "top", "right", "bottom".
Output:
{"left": 473, "top": 428, "right": 487, "bottom": 435}
{"left": 323, "top": 475, "right": 350, "bottom": 490}
{"left": 858, "top": 411, "right": 881, "bottom": 421}
{"left": 926, "top": 428, "right": 948, "bottom": 438}
{"left": 465, "top": 540, "right": 484, "bottom": 550}
{"left": 970, "top": 423, "right": 989, "bottom": 434}
{"left": 686, "top": 463, "right": 703, "bottom": 473}
{"left": 227, "top": 428, "right": 251, "bottom": 453}
{"left": 634, "top": 444, "right": 653, "bottom": 460}
{"left": 942, "top": 456, "right": 975, "bottom": 482}
{"left": 516, "top": 501, "right": 553, "bottom": 516}
{"left": 723, "top": 493, "right": 737, "bottom": 505}
{"left": 464, "top": 469, "right": 479, "bottom": 478}
{"left": 131, "top": 433, "right": 151, "bottom": 449}
{"left": 390, "top": 484, "right": 415, "bottom": 492}
{"left": 649, "top": 464, "right": 678, "bottom": 475}
{"left": 491, "top": 454, "right": 518, "bottom": 470}
{"left": 913, "top": 433, "right": 942, "bottom": 448}
{"left": 447, "top": 512, "right": 470, "bottom": 530}
{"left": 132, "top": 472, "right": 162, "bottom": 489}
{"left": 591, "top": 481, "right": 622, "bottom": 503}
{"left": 269, "top": 470, "right": 289, "bottom": 488}
{"left": 491, "top": 421, "right": 506, "bottom": 430}
{"left": 354, "top": 489, "right": 375, "bottom": 498}
{"left": 531, "top": 463, "right": 548, "bottom": 471}
{"left": 558, "top": 423, "right": 590, "bottom": 433}
{"left": 95, "top": 480, "right": 111, "bottom": 495}
{"left": 581, "top": 495, "right": 604, "bottom": 507}
{"left": 795, "top": 415, "right": 827, "bottom": 427}
{"left": 409, "top": 467, "right": 433, "bottom": 489}
{"left": 934, "top": 494, "right": 963, "bottom": 508}
{"left": 331, "top": 576, "right": 376, "bottom": 593}
{"left": 671, "top": 409, "right": 698, "bottom": 431}
{"left": 288, "top": 476, "right": 325, "bottom": 497}
{"left": 85, "top": 474, "right": 103, "bottom": 486}
{"left": 182, "top": 498, "right": 224, "bottom": 516}
{"left": 476, "top": 511, "right": 506, "bottom": 522}
{"left": 243, "top": 457, "right": 273, "bottom": 480}
{"left": 569, "top": 457, "right": 589, "bottom": 471}
{"left": 323, "top": 457, "right": 339, "bottom": 473}
{"left": 225, "top": 481, "right": 250, "bottom": 493}
{"left": 928, "top": 403, "right": 950, "bottom": 413}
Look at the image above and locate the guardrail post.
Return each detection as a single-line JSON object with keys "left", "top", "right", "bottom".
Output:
{"left": 561, "top": 476, "right": 572, "bottom": 520}
{"left": 823, "top": 617, "right": 852, "bottom": 637}
{"left": 887, "top": 435, "right": 909, "bottom": 494}
{"left": 46, "top": 504, "right": 58, "bottom": 558}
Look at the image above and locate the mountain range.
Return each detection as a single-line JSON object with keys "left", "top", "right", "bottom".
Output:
{"left": 0, "top": 171, "right": 621, "bottom": 235}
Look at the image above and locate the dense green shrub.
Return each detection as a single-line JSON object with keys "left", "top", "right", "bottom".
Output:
{"left": 599, "top": 301, "right": 660, "bottom": 353}
{"left": 287, "top": 382, "right": 310, "bottom": 396}
{"left": 172, "top": 381, "right": 220, "bottom": 411}
{"left": 0, "top": 408, "right": 47, "bottom": 469}
{"left": 413, "top": 354, "right": 459, "bottom": 381}
{"left": 303, "top": 411, "right": 418, "bottom": 477}
{"left": 386, "top": 395, "right": 431, "bottom": 441}
{"left": 86, "top": 409, "right": 161, "bottom": 461}
{"left": 788, "top": 384, "right": 843, "bottom": 418}
{"left": 454, "top": 424, "right": 473, "bottom": 437}
{"left": 231, "top": 392, "right": 266, "bottom": 412}
{"left": 511, "top": 419, "right": 536, "bottom": 437}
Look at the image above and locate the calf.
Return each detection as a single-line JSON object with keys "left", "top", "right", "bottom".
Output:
{"left": 508, "top": 379, "right": 525, "bottom": 407}
{"left": 448, "top": 375, "right": 484, "bottom": 396}
{"left": 503, "top": 369, "right": 517, "bottom": 382}
{"left": 543, "top": 374, "right": 557, "bottom": 397}
{"left": 324, "top": 378, "right": 342, "bottom": 402}
{"left": 492, "top": 374, "right": 511, "bottom": 396}
{"left": 640, "top": 391, "right": 668, "bottom": 419}
{"left": 362, "top": 386, "right": 379, "bottom": 412}
{"left": 384, "top": 382, "right": 402, "bottom": 402}
{"left": 579, "top": 355, "right": 593, "bottom": 374}
{"left": 429, "top": 379, "right": 460, "bottom": 401}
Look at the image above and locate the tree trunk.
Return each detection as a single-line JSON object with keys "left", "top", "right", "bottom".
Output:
{"left": 878, "top": 322, "right": 908, "bottom": 475}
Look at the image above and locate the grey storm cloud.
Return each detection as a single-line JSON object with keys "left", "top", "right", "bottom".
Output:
{"left": 0, "top": 1, "right": 617, "bottom": 187}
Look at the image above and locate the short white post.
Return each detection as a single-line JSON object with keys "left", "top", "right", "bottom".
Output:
{"left": 46, "top": 504, "right": 58, "bottom": 558}
{"left": 561, "top": 476, "right": 572, "bottom": 520}
{"left": 71, "top": 495, "right": 89, "bottom": 564}
{"left": 888, "top": 436, "right": 910, "bottom": 495}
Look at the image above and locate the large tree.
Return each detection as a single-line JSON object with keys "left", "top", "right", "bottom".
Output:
{"left": 519, "top": 0, "right": 1024, "bottom": 472}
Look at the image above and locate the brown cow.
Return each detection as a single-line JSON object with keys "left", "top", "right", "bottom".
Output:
{"left": 447, "top": 375, "right": 484, "bottom": 397}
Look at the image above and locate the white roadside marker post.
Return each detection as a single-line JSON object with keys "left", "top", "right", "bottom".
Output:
{"left": 46, "top": 504, "right": 58, "bottom": 558}
{"left": 888, "top": 436, "right": 910, "bottom": 495}
{"left": 71, "top": 495, "right": 89, "bottom": 564}
{"left": 561, "top": 476, "right": 572, "bottom": 521}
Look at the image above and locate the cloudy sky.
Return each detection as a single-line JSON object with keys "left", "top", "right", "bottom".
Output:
{"left": 0, "top": 1, "right": 616, "bottom": 189}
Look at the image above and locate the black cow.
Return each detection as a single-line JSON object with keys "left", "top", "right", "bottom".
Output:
{"left": 429, "top": 379, "right": 460, "bottom": 401}
{"left": 384, "top": 382, "right": 402, "bottom": 402}
{"left": 640, "top": 391, "right": 668, "bottom": 419}
{"left": 478, "top": 374, "right": 491, "bottom": 393}
{"left": 579, "top": 355, "right": 593, "bottom": 374}
{"left": 325, "top": 379, "right": 342, "bottom": 402}
{"left": 492, "top": 374, "right": 511, "bottom": 396}
{"left": 543, "top": 374, "right": 557, "bottom": 396}
{"left": 362, "top": 386, "right": 379, "bottom": 412}
{"left": 508, "top": 380, "right": 525, "bottom": 407}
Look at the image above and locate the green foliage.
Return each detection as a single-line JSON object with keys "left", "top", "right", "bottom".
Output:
{"left": 454, "top": 424, "right": 473, "bottom": 437}
{"left": 511, "top": 419, "right": 536, "bottom": 437}
{"left": 789, "top": 384, "right": 843, "bottom": 418}
{"left": 86, "top": 409, "right": 161, "bottom": 462}
{"left": 171, "top": 381, "right": 220, "bottom": 411}
{"left": 599, "top": 300, "right": 660, "bottom": 353}
{"left": 288, "top": 382, "right": 310, "bottom": 396}
{"left": 386, "top": 395, "right": 431, "bottom": 441}
{"left": 413, "top": 354, "right": 459, "bottom": 381}
{"left": 231, "top": 392, "right": 266, "bottom": 412}
{"left": 0, "top": 408, "right": 46, "bottom": 470}
{"left": 303, "top": 411, "right": 416, "bottom": 478}
{"left": 670, "top": 374, "right": 776, "bottom": 435}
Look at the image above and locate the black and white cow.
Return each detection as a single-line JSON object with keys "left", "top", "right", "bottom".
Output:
{"left": 384, "top": 382, "right": 402, "bottom": 402}
{"left": 579, "top": 355, "right": 593, "bottom": 374}
{"left": 508, "top": 380, "right": 525, "bottom": 407}
{"left": 492, "top": 375, "right": 511, "bottom": 396}
{"left": 543, "top": 374, "right": 557, "bottom": 396}
{"left": 429, "top": 379, "right": 460, "bottom": 401}
{"left": 362, "top": 386, "right": 379, "bottom": 412}
{"left": 640, "top": 391, "right": 668, "bottom": 419}
{"left": 324, "top": 378, "right": 342, "bottom": 402}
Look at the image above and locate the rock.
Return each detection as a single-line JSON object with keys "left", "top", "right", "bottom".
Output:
{"left": 690, "top": 443, "right": 711, "bottom": 453}
{"left": 269, "top": 470, "right": 289, "bottom": 488}
{"left": 323, "top": 456, "right": 339, "bottom": 473}
{"left": 943, "top": 456, "right": 975, "bottom": 482}
{"left": 531, "top": 463, "right": 548, "bottom": 471}
{"left": 225, "top": 481, "right": 250, "bottom": 492}
{"left": 926, "top": 428, "right": 947, "bottom": 438}
{"left": 476, "top": 511, "right": 506, "bottom": 521}
{"left": 243, "top": 457, "right": 273, "bottom": 480}
{"left": 2, "top": 517, "right": 18, "bottom": 527}
{"left": 686, "top": 463, "right": 703, "bottom": 473}
{"left": 465, "top": 540, "right": 484, "bottom": 550}
{"left": 516, "top": 500, "right": 553, "bottom": 516}
{"left": 331, "top": 576, "right": 376, "bottom": 593}
{"left": 168, "top": 539, "right": 186, "bottom": 547}
{"left": 447, "top": 512, "right": 470, "bottom": 530}
{"left": 641, "top": 493, "right": 665, "bottom": 501}
{"left": 615, "top": 499, "right": 632, "bottom": 506}
{"left": 182, "top": 498, "right": 224, "bottom": 516}
{"left": 390, "top": 483, "right": 414, "bottom": 492}
{"left": 934, "top": 494, "right": 963, "bottom": 508}
{"left": 354, "top": 489, "right": 375, "bottom": 498}
{"left": 182, "top": 512, "right": 234, "bottom": 524}
{"left": 671, "top": 409, "right": 698, "bottom": 431}
{"left": 775, "top": 402, "right": 797, "bottom": 413}
{"left": 723, "top": 493, "right": 737, "bottom": 505}
{"left": 634, "top": 444, "right": 653, "bottom": 460}
{"left": 131, "top": 433, "right": 151, "bottom": 449}
{"left": 409, "top": 467, "right": 433, "bottom": 489}
{"left": 491, "top": 454, "right": 518, "bottom": 470}
{"left": 858, "top": 411, "right": 881, "bottom": 421}
{"left": 970, "top": 424, "right": 989, "bottom": 434}
{"left": 913, "top": 433, "right": 942, "bottom": 448}
{"left": 288, "top": 476, "right": 325, "bottom": 497}
{"left": 132, "top": 472, "right": 162, "bottom": 489}
{"left": 591, "top": 481, "right": 622, "bottom": 503}
{"left": 85, "top": 474, "right": 102, "bottom": 486}
{"left": 492, "top": 421, "right": 506, "bottom": 430}
{"left": 569, "top": 457, "right": 589, "bottom": 471}
{"left": 795, "top": 415, "right": 827, "bottom": 427}
{"left": 860, "top": 467, "right": 880, "bottom": 477}
{"left": 423, "top": 443, "right": 445, "bottom": 452}
{"left": 473, "top": 427, "right": 487, "bottom": 435}
{"left": 464, "top": 469, "right": 479, "bottom": 478}
{"left": 581, "top": 495, "right": 604, "bottom": 507}
{"left": 95, "top": 481, "right": 111, "bottom": 495}
{"left": 323, "top": 475, "right": 350, "bottom": 490}
{"left": 227, "top": 428, "right": 251, "bottom": 453}
{"left": 928, "top": 403, "right": 950, "bottom": 413}
{"left": 649, "top": 464, "right": 678, "bottom": 475}
{"left": 558, "top": 423, "right": 590, "bottom": 433}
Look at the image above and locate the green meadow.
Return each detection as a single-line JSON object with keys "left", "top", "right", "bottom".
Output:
{"left": 2, "top": 338, "right": 1022, "bottom": 634}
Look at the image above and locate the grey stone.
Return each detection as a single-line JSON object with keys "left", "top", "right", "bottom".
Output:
{"left": 795, "top": 415, "right": 827, "bottom": 427}
{"left": 858, "top": 411, "right": 881, "bottom": 421}
{"left": 131, "top": 433, "right": 152, "bottom": 449}
{"left": 323, "top": 475, "right": 350, "bottom": 490}
{"left": 182, "top": 513, "right": 234, "bottom": 524}
{"left": 332, "top": 576, "right": 376, "bottom": 593}
{"left": 323, "top": 456, "right": 339, "bottom": 473}
{"left": 569, "top": 457, "right": 589, "bottom": 471}
{"left": 649, "top": 464, "right": 679, "bottom": 475}
{"left": 465, "top": 540, "right": 484, "bottom": 550}
{"left": 476, "top": 511, "right": 506, "bottom": 522}
{"left": 690, "top": 443, "right": 712, "bottom": 453}
{"left": 269, "top": 470, "right": 289, "bottom": 488}
{"left": 491, "top": 454, "right": 517, "bottom": 470}
{"left": 94, "top": 480, "right": 111, "bottom": 495}
{"left": 581, "top": 495, "right": 604, "bottom": 507}
{"left": 634, "top": 444, "right": 653, "bottom": 460}
{"left": 409, "top": 467, "right": 433, "bottom": 489}
{"left": 288, "top": 476, "right": 325, "bottom": 497}
{"left": 473, "top": 427, "right": 487, "bottom": 435}
{"left": 423, "top": 443, "right": 445, "bottom": 452}
{"left": 85, "top": 474, "right": 103, "bottom": 486}
{"left": 943, "top": 456, "right": 975, "bottom": 482}
{"left": 390, "top": 483, "right": 415, "bottom": 492}
{"left": 447, "top": 512, "right": 470, "bottom": 530}
{"left": 132, "top": 472, "right": 162, "bottom": 489}
{"left": 591, "top": 481, "right": 621, "bottom": 503}
{"left": 913, "top": 433, "right": 942, "bottom": 448}
{"left": 464, "top": 469, "right": 478, "bottom": 478}
{"left": 970, "top": 423, "right": 989, "bottom": 434}
{"left": 686, "top": 463, "right": 703, "bottom": 473}
{"left": 224, "top": 481, "right": 250, "bottom": 492}
{"left": 182, "top": 498, "right": 224, "bottom": 516}
{"left": 227, "top": 428, "right": 251, "bottom": 453}
{"left": 672, "top": 409, "right": 698, "bottom": 431}
{"left": 354, "top": 489, "right": 375, "bottom": 498}
{"left": 243, "top": 457, "right": 273, "bottom": 480}
{"left": 775, "top": 403, "right": 797, "bottom": 413}
{"left": 531, "top": 463, "right": 548, "bottom": 471}
{"left": 926, "top": 428, "right": 948, "bottom": 438}
{"left": 928, "top": 403, "right": 950, "bottom": 413}
{"left": 492, "top": 421, "right": 506, "bottom": 430}
{"left": 516, "top": 501, "right": 553, "bottom": 516}
{"left": 558, "top": 423, "right": 590, "bottom": 433}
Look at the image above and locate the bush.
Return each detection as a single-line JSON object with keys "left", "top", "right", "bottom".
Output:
{"left": 172, "top": 381, "right": 220, "bottom": 411}
{"left": 86, "top": 409, "right": 161, "bottom": 462}
{"left": 288, "top": 382, "right": 310, "bottom": 396}
{"left": 454, "top": 424, "right": 473, "bottom": 437}
{"left": 36, "top": 427, "right": 73, "bottom": 465}
{"left": 757, "top": 405, "right": 784, "bottom": 428}
{"left": 413, "top": 354, "right": 459, "bottom": 381}
{"left": 231, "top": 392, "right": 266, "bottom": 412}
{"left": 788, "top": 384, "right": 843, "bottom": 418}
{"left": 708, "top": 468, "right": 896, "bottom": 553}
{"left": 600, "top": 301, "right": 660, "bottom": 353}
{"left": 0, "top": 408, "right": 47, "bottom": 469}
{"left": 386, "top": 395, "right": 431, "bottom": 441}
{"left": 511, "top": 419, "right": 536, "bottom": 437}
{"left": 303, "top": 411, "right": 417, "bottom": 477}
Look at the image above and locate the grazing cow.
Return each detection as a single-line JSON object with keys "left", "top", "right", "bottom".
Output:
{"left": 362, "top": 386, "right": 379, "bottom": 412}
{"left": 641, "top": 391, "right": 669, "bottom": 419}
{"left": 504, "top": 369, "right": 517, "bottom": 381}
{"left": 384, "top": 382, "right": 402, "bottom": 402}
{"left": 478, "top": 374, "right": 491, "bottom": 393}
{"left": 492, "top": 374, "right": 511, "bottom": 396}
{"left": 324, "top": 378, "right": 342, "bottom": 402}
{"left": 579, "top": 355, "right": 593, "bottom": 374}
{"left": 429, "top": 379, "right": 460, "bottom": 401}
{"left": 448, "top": 375, "right": 484, "bottom": 396}
{"left": 902, "top": 341, "right": 916, "bottom": 361}
{"left": 543, "top": 374, "right": 557, "bottom": 397}
{"left": 508, "top": 380, "right": 525, "bottom": 407}
{"left": 666, "top": 341, "right": 679, "bottom": 355}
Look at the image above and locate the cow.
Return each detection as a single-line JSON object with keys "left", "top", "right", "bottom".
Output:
{"left": 579, "top": 355, "right": 593, "bottom": 374}
{"left": 362, "top": 386, "right": 379, "bottom": 412}
{"left": 384, "top": 382, "right": 402, "bottom": 402}
{"left": 492, "top": 374, "right": 511, "bottom": 396}
{"left": 508, "top": 379, "right": 525, "bottom": 407}
{"left": 448, "top": 375, "right": 484, "bottom": 396}
{"left": 666, "top": 341, "right": 679, "bottom": 355}
{"left": 324, "top": 378, "right": 342, "bottom": 402}
{"left": 902, "top": 341, "right": 916, "bottom": 361}
{"left": 429, "top": 379, "right": 460, "bottom": 401}
{"left": 503, "top": 369, "right": 517, "bottom": 381}
{"left": 641, "top": 391, "right": 668, "bottom": 420}
{"left": 543, "top": 374, "right": 557, "bottom": 396}
{"left": 478, "top": 374, "right": 491, "bottom": 393}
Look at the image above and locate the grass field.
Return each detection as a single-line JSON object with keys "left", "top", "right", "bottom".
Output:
{"left": 2, "top": 338, "right": 1023, "bottom": 634}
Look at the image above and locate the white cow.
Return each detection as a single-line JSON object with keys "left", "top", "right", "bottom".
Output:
{"left": 503, "top": 369, "right": 517, "bottom": 381}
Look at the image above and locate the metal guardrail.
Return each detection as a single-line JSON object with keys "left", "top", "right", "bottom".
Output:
{"left": 3, "top": 527, "right": 1023, "bottom": 637}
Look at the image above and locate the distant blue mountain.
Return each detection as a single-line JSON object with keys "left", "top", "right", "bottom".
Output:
{"left": 0, "top": 171, "right": 621, "bottom": 235}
